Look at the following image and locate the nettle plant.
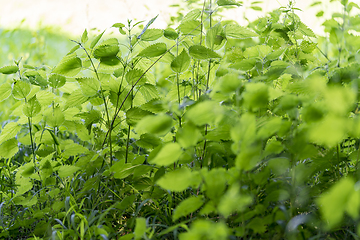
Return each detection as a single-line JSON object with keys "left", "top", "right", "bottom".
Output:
{"left": 1, "top": 0, "right": 360, "bottom": 239}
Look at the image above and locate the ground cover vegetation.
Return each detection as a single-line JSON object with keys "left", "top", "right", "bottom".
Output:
{"left": 0, "top": 0, "right": 360, "bottom": 239}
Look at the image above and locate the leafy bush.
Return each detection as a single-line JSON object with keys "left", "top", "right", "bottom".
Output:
{"left": 1, "top": 0, "right": 360, "bottom": 239}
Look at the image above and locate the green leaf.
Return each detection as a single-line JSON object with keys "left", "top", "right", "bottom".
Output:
{"left": 156, "top": 168, "right": 193, "bottom": 192}
{"left": 317, "top": 177, "right": 355, "bottom": 229}
{"left": 135, "top": 113, "right": 173, "bottom": 135}
{"left": 183, "top": 9, "right": 202, "bottom": 21}
{"left": 62, "top": 140, "right": 89, "bottom": 158}
{"left": 179, "top": 20, "right": 202, "bottom": 35}
{"left": 243, "top": 45, "right": 272, "bottom": 58}
{"left": 23, "top": 95, "right": 41, "bottom": 118}
{"left": 217, "top": 0, "right": 241, "bottom": 6}
{"left": 126, "top": 69, "right": 146, "bottom": 85}
{"left": 298, "top": 21, "right": 316, "bottom": 38}
{"left": 173, "top": 196, "right": 204, "bottom": 221}
{"left": 171, "top": 49, "right": 190, "bottom": 73}
{"left": 53, "top": 53, "right": 82, "bottom": 77}
{"left": 189, "top": 45, "right": 221, "bottom": 60}
{"left": 206, "top": 23, "right": 225, "bottom": 49}
{"left": 81, "top": 29, "right": 88, "bottom": 43}
{"left": 140, "top": 29, "right": 163, "bottom": 41}
{"left": 48, "top": 74, "right": 66, "bottom": 88}
{"left": 0, "top": 82, "right": 12, "bottom": 101}
{"left": 242, "top": 82, "right": 269, "bottom": 111}
{"left": 93, "top": 43, "right": 119, "bottom": 59}
{"left": 15, "top": 176, "right": 33, "bottom": 196}
{"left": 134, "top": 217, "right": 147, "bottom": 240}
{"left": 41, "top": 160, "right": 53, "bottom": 179}
{"left": 138, "top": 15, "right": 159, "bottom": 39}
{"left": 64, "top": 89, "right": 89, "bottom": 109}
{"left": 176, "top": 123, "right": 202, "bottom": 148}
{"left": 0, "top": 65, "right": 19, "bottom": 74}
{"left": 0, "top": 122, "right": 21, "bottom": 144}
{"left": 126, "top": 107, "right": 154, "bottom": 126}
{"left": 111, "top": 163, "right": 136, "bottom": 179}
{"left": 90, "top": 30, "right": 105, "bottom": 49}
{"left": 0, "top": 138, "right": 19, "bottom": 159}
{"left": 164, "top": 28, "right": 179, "bottom": 40}
{"left": 76, "top": 77, "right": 100, "bottom": 97}
{"left": 218, "top": 183, "right": 252, "bottom": 217}
{"left": 204, "top": 168, "right": 227, "bottom": 200}
{"left": 12, "top": 80, "right": 31, "bottom": 100}
{"left": 57, "top": 165, "right": 81, "bottom": 178}
{"left": 268, "top": 157, "right": 289, "bottom": 175}
{"left": 308, "top": 116, "right": 347, "bottom": 148}
{"left": 46, "top": 106, "right": 65, "bottom": 128}
{"left": 229, "top": 59, "right": 256, "bottom": 71}
{"left": 185, "top": 101, "right": 223, "bottom": 126}
{"left": 225, "top": 23, "right": 259, "bottom": 39}
{"left": 150, "top": 143, "right": 182, "bottom": 166}
{"left": 138, "top": 43, "right": 167, "bottom": 58}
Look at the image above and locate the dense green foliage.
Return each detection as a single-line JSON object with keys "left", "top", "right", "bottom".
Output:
{"left": 1, "top": 0, "right": 360, "bottom": 239}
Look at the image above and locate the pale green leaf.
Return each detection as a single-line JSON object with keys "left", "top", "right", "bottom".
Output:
{"left": 126, "top": 107, "right": 154, "bottom": 126}
{"left": 0, "top": 82, "right": 12, "bottom": 101}
{"left": 46, "top": 106, "right": 65, "bottom": 128}
{"left": 81, "top": 29, "right": 88, "bottom": 43}
{"left": 140, "top": 29, "right": 163, "bottom": 41}
{"left": 171, "top": 49, "right": 191, "bottom": 73}
{"left": 0, "top": 138, "right": 19, "bottom": 159}
{"left": 134, "top": 217, "right": 147, "bottom": 240}
{"left": 53, "top": 53, "right": 82, "bottom": 77}
{"left": 225, "top": 23, "right": 259, "bottom": 39}
{"left": 90, "top": 30, "right": 105, "bottom": 49}
{"left": 185, "top": 101, "right": 223, "bottom": 126}
{"left": 48, "top": 74, "right": 66, "bottom": 88}
{"left": 64, "top": 89, "right": 89, "bottom": 109}
{"left": 156, "top": 168, "right": 193, "bottom": 192}
{"left": 173, "top": 196, "right": 204, "bottom": 221}
{"left": 23, "top": 95, "right": 41, "bottom": 118}
{"left": 0, "top": 65, "right": 19, "bottom": 74}
{"left": 189, "top": 45, "right": 221, "bottom": 60}
{"left": 164, "top": 28, "right": 179, "bottom": 40}
{"left": 57, "top": 165, "right": 81, "bottom": 178}
{"left": 12, "top": 80, "right": 31, "bottom": 100}
{"left": 138, "top": 43, "right": 167, "bottom": 58}
{"left": 76, "top": 77, "right": 100, "bottom": 97}
{"left": 0, "top": 122, "right": 21, "bottom": 144}
{"left": 179, "top": 20, "right": 202, "bottom": 36}
{"left": 135, "top": 113, "right": 173, "bottom": 135}
{"left": 150, "top": 143, "right": 182, "bottom": 166}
